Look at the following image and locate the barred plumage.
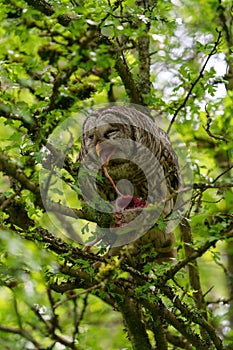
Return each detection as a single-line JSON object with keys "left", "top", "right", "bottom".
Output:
{"left": 77, "top": 105, "right": 181, "bottom": 264}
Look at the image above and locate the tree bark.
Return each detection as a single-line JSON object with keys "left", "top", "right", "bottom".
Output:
{"left": 118, "top": 296, "right": 152, "bottom": 350}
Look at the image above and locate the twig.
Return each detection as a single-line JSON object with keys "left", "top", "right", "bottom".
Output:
{"left": 73, "top": 293, "right": 88, "bottom": 342}
{"left": 32, "top": 303, "right": 80, "bottom": 349}
{"left": 212, "top": 164, "right": 233, "bottom": 183}
{"left": 203, "top": 105, "right": 228, "bottom": 142}
{"left": 54, "top": 284, "right": 103, "bottom": 308}
{"left": 193, "top": 182, "right": 233, "bottom": 189}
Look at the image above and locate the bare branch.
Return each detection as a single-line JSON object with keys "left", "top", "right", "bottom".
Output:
{"left": 193, "top": 182, "right": 233, "bottom": 189}
{"left": 32, "top": 303, "right": 80, "bottom": 349}
{"left": 54, "top": 286, "right": 100, "bottom": 308}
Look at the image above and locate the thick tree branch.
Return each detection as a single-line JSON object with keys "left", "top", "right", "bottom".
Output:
{"left": 136, "top": 0, "right": 151, "bottom": 95}
{"left": 217, "top": 2, "right": 232, "bottom": 46}
{"left": 114, "top": 48, "right": 144, "bottom": 104}
{"left": 45, "top": 200, "right": 113, "bottom": 229}
{"left": 138, "top": 32, "right": 151, "bottom": 95}
{"left": 180, "top": 219, "right": 209, "bottom": 344}
{"left": 118, "top": 296, "right": 152, "bottom": 350}
{"left": 217, "top": 1, "right": 233, "bottom": 90}
{"left": 150, "top": 310, "right": 168, "bottom": 350}
{"left": 21, "top": 226, "right": 104, "bottom": 265}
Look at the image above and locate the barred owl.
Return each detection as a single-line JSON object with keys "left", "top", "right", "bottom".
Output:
{"left": 77, "top": 106, "right": 181, "bottom": 265}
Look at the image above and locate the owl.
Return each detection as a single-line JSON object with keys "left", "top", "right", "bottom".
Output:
{"left": 77, "top": 106, "right": 181, "bottom": 265}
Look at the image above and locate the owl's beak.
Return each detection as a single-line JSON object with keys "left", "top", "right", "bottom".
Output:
{"left": 96, "top": 143, "right": 114, "bottom": 164}
{"left": 95, "top": 143, "right": 101, "bottom": 157}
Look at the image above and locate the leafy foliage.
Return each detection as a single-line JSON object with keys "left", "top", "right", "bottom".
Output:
{"left": 0, "top": 0, "right": 233, "bottom": 349}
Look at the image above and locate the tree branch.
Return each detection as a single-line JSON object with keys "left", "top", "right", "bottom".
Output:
{"left": 0, "top": 324, "right": 41, "bottom": 349}
{"left": 142, "top": 299, "right": 207, "bottom": 350}
{"left": 114, "top": 47, "right": 144, "bottom": 104}
{"left": 162, "top": 285, "right": 223, "bottom": 350}
{"left": 212, "top": 164, "right": 233, "bottom": 183}
{"left": 136, "top": 0, "right": 151, "bottom": 95}
{"left": 0, "top": 153, "right": 41, "bottom": 198}
{"left": 22, "top": 226, "right": 104, "bottom": 264}
{"left": 32, "top": 304, "right": 80, "bottom": 349}
{"left": 0, "top": 152, "right": 113, "bottom": 227}
{"left": 180, "top": 219, "right": 210, "bottom": 343}
{"left": 118, "top": 296, "right": 152, "bottom": 350}
{"left": 150, "top": 310, "right": 168, "bottom": 350}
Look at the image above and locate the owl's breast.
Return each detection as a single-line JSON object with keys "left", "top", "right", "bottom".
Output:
{"left": 97, "top": 159, "right": 148, "bottom": 202}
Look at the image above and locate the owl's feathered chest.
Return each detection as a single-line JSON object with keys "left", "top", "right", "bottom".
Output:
{"left": 97, "top": 159, "right": 148, "bottom": 201}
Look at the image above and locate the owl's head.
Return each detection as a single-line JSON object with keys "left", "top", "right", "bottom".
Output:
{"left": 81, "top": 107, "right": 142, "bottom": 163}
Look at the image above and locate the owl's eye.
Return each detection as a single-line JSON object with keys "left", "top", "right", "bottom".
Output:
{"left": 87, "top": 134, "right": 94, "bottom": 141}
{"left": 104, "top": 129, "right": 118, "bottom": 139}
